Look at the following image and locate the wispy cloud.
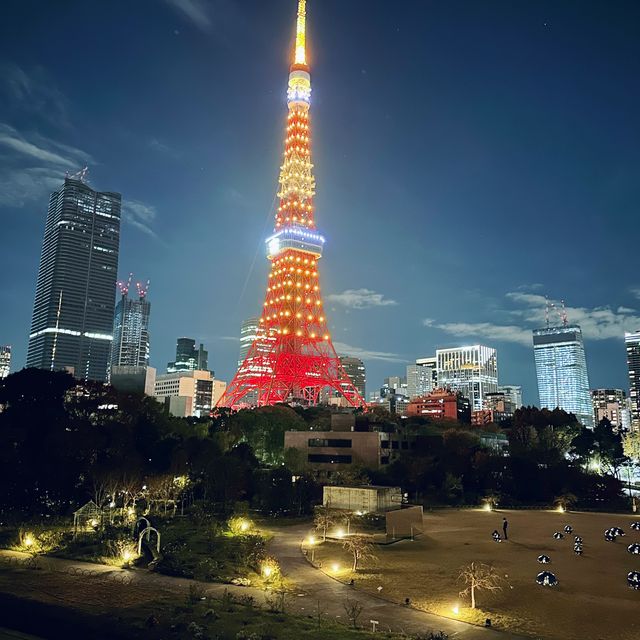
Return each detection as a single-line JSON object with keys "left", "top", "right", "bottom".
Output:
{"left": 164, "top": 0, "right": 212, "bottom": 31}
{"left": 333, "top": 341, "right": 405, "bottom": 363}
{"left": 425, "top": 292, "right": 640, "bottom": 345}
{"left": 0, "top": 123, "right": 91, "bottom": 207}
{"left": 631, "top": 287, "right": 640, "bottom": 300}
{"left": 327, "top": 289, "right": 397, "bottom": 310}
{"left": 0, "top": 63, "right": 69, "bottom": 127}
{"left": 121, "top": 200, "right": 160, "bottom": 239}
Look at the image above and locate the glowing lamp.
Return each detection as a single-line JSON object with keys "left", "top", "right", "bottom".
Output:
{"left": 452, "top": 604, "right": 460, "bottom": 615}
{"left": 23, "top": 534, "right": 35, "bottom": 548}
{"left": 331, "top": 562, "right": 340, "bottom": 573}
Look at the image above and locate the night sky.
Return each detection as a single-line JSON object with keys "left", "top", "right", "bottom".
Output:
{"left": 1, "top": 0, "right": 639, "bottom": 404}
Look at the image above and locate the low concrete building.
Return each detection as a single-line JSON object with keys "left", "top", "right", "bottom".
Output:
{"left": 323, "top": 485, "right": 402, "bottom": 513}
{"left": 284, "top": 430, "right": 406, "bottom": 473}
{"left": 155, "top": 369, "right": 221, "bottom": 417}
{"left": 110, "top": 365, "right": 156, "bottom": 396}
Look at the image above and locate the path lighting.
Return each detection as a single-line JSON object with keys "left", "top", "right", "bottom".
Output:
{"left": 483, "top": 503, "right": 492, "bottom": 512}
{"left": 335, "top": 528, "right": 345, "bottom": 539}
{"left": 90, "top": 518, "right": 99, "bottom": 528}
{"left": 331, "top": 562, "right": 340, "bottom": 573}
{"left": 452, "top": 604, "right": 460, "bottom": 615}
{"left": 307, "top": 535, "right": 316, "bottom": 545}
{"left": 240, "top": 520, "right": 249, "bottom": 532}
{"left": 23, "top": 533, "right": 35, "bottom": 549}
{"left": 122, "top": 549, "right": 133, "bottom": 563}
{"left": 556, "top": 505, "right": 565, "bottom": 513}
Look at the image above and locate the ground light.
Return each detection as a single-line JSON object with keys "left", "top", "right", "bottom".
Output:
{"left": 23, "top": 533, "right": 35, "bottom": 549}
{"left": 556, "top": 505, "right": 565, "bottom": 513}
{"left": 335, "top": 528, "right": 345, "bottom": 539}
{"left": 483, "top": 503, "right": 492, "bottom": 512}
{"left": 452, "top": 604, "right": 460, "bottom": 615}
{"left": 122, "top": 549, "right": 134, "bottom": 563}
{"left": 240, "top": 521, "right": 249, "bottom": 532}
{"left": 331, "top": 562, "right": 340, "bottom": 573}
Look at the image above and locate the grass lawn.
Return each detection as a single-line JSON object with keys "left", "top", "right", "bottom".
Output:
{"left": 311, "top": 508, "right": 640, "bottom": 640}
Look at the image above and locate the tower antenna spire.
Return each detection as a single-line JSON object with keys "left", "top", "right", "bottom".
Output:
{"left": 294, "top": 0, "right": 307, "bottom": 66}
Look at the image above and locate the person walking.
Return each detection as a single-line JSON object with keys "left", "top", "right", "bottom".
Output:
{"left": 502, "top": 517, "right": 509, "bottom": 540}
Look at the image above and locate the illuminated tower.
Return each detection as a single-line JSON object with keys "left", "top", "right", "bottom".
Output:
{"left": 218, "top": 0, "right": 366, "bottom": 409}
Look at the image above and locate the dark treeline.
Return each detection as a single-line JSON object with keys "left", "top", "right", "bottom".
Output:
{"left": 0, "top": 370, "right": 630, "bottom": 519}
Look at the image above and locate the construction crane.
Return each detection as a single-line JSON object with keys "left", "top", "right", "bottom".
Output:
{"left": 136, "top": 279, "right": 150, "bottom": 299}
{"left": 66, "top": 166, "right": 89, "bottom": 182}
{"left": 545, "top": 298, "right": 568, "bottom": 327}
{"left": 117, "top": 273, "right": 134, "bottom": 297}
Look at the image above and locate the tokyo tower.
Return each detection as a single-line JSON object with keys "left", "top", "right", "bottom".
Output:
{"left": 217, "top": 0, "right": 367, "bottom": 410}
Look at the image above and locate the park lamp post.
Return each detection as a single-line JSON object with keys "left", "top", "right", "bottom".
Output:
{"left": 306, "top": 535, "right": 316, "bottom": 562}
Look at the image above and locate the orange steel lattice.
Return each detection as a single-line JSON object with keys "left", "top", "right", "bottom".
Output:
{"left": 217, "top": 1, "right": 366, "bottom": 410}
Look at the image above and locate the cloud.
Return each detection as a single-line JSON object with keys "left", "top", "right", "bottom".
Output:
{"left": 631, "top": 287, "right": 640, "bottom": 300}
{"left": 333, "top": 341, "right": 405, "bottom": 363}
{"left": 327, "top": 289, "right": 397, "bottom": 310}
{"left": 121, "top": 200, "right": 160, "bottom": 239}
{"left": 0, "top": 124, "right": 92, "bottom": 207}
{"left": 0, "top": 63, "right": 69, "bottom": 127}
{"left": 426, "top": 292, "right": 640, "bottom": 346}
{"left": 164, "top": 0, "right": 212, "bottom": 31}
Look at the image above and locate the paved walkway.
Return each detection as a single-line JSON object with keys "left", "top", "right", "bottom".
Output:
{"left": 0, "top": 534, "right": 527, "bottom": 639}
{"left": 266, "top": 523, "right": 528, "bottom": 639}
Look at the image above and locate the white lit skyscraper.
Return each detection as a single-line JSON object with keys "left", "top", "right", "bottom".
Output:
{"left": 0, "top": 345, "right": 11, "bottom": 379}
{"left": 339, "top": 356, "right": 366, "bottom": 399}
{"left": 238, "top": 317, "right": 260, "bottom": 368}
{"left": 27, "top": 177, "right": 121, "bottom": 381}
{"left": 498, "top": 385, "right": 523, "bottom": 409}
{"left": 407, "top": 362, "right": 435, "bottom": 399}
{"left": 625, "top": 331, "right": 640, "bottom": 430}
{"left": 436, "top": 345, "right": 498, "bottom": 411}
{"left": 110, "top": 282, "right": 151, "bottom": 370}
{"left": 533, "top": 324, "right": 593, "bottom": 428}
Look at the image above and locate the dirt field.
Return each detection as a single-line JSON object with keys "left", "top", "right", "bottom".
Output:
{"left": 313, "top": 509, "right": 640, "bottom": 640}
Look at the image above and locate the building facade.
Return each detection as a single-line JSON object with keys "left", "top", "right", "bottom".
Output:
{"left": 27, "top": 177, "right": 121, "bottom": 382}
{"left": 155, "top": 370, "right": 216, "bottom": 418}
{"left": 626, "top": 331, "right": 640, "bottom": 430}
{"left": 110, "top": 288, "right": 150, "bottom": 371}
{"left": 110, "top": 365, "right": 156, "bottom": 396}
{"left": 167, "top": 338, "right": 208, "bottom": 373}
{"left": 498, "top": 385, "right": 523, "bottom": 409}
{"left": 238, "top": 317, "right": 260, "bottom": 368}
{"left": 591, "top": 388, "right": 630, "bottom": 431}
{"left": 339, "top": 356, "right": 366, "bottom": 399}
{"left": 436, "top": 345, "right": 498, "bottom": 411}
{"left": 407, "top": 362, "right": 435, "bottom": 399}
{"left": 415, "top": 356, "right": 438, "bottom": 388}
{"left": 406, "top": 388, "right": 470, "bottom": 421}
{"left": 533, "top": 325, "right": 593, "bottom": 428}
{"left": 0, "top": 345, "right": 11, "bottom": 379}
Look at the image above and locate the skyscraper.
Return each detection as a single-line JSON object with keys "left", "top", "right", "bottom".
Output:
{"left": 625, "top": 331, "right": 640, "bottom": 430}
{"left": 238, "top": 317, "right": 260, "bottom": 368}
{"left": 407, "top": 362, "right": 435, "bottom": 399}
{"left": 0, "top": 345, "right": 11, "bottom": 379}
{"left": 167, "top": 338, "right": 208, "bottom": 373}
{"left": 339, "top": 356, "right": 366, "bottom": 399}
{"left": 110, "top": 279, "right": 151, "bottom": 370}
{"left": 533, "top": 324, "right": 593, "bottom": 428}
{"left": 436, "top": 345, "right": 498, "bottom": 411}
{"left": 415, "top": 356, "right": 438, "bottom": 389}
{"left": 27, "top": 176, "right": 121, "bottom": 381}
{"left": 218, "top": 0, "right": 365, "bottom": 409}
{"left": 591, "top": 388, "right": 630, "bottom": 431}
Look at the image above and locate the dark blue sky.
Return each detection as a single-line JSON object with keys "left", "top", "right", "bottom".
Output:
{"left": 1, "top": 0, "right": 639, "bottom": 403}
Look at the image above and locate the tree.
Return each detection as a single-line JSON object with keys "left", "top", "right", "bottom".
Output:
{"left": 623, "top": 430, "right": 640, "bottom": 461}
{"left": 313, "top": 504, "right": 338, "bottom": 542}
{"left": 342, "top": 535, "right": 377, "bottom": 572}
{"left": 342, "top": 598, "right": 364, "bottom": 629}
{"left": 458, "top": 562, "right": 502, "bottom": 609}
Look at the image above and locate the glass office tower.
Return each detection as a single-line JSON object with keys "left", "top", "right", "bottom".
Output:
{"left": 626, "top": 331, "right": 640, "bottom": 430}
{"left": 533, "top": 324, "right": 593, "bottom": 428}
{"left": 111, "top": 289, "right": 151, "bottom": 369}
{"left": 27, "top": 178, "right": 121, "bottom": 381}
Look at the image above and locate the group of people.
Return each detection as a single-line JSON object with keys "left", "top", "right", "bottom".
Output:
{"left": 492, "top": 517, "right": 509, "bottom": 543}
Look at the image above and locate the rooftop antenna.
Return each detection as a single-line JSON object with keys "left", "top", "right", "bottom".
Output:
{"left": 545, "top": 297, "right": 569, "bottom": 327}
{"left": 66, "top": 166, "right": 89, "bottom": 182}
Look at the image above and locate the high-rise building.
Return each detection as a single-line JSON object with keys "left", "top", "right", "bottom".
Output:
{"left": 436, "top": 345, "right": 498, "bottom": 411}
{"left": 0, "top": 345, "right": 11, "bottom": 378}
{"left": 339, "top": 356, "right": 366, "bottom": 399}
{"left": 533, "top": 324, "right": 593, "bottom": 428}
{"left": 155, "top": 370, "right": 216, "bottom": 418}
{"left": 167, "top": 338, "right": 208, "bottom": 373}
{"left": 498, "top": 385, "right": 523, "bottom": 409}
{"left": 27, "top": 176, "right": 121, "bottom": 381}
{"left": 626, "top": 331, "right": 640, "bottom": 430}
{"left": 591, "top": 388, "right": 630, "bottom": 431}
{"left": 110, "top": 280, "right": 150, "bottom": 371}
{"left": 217, "top": 1, "right": 365, "bottom": 409}
{"left": 238, "top": 317, "right": 260, "bottom": 368}
{"left": 407, "top": 362, "right": 435, "bottom": 399}
{"left": 415, "top": 356, "right": 438, "bottom": 389}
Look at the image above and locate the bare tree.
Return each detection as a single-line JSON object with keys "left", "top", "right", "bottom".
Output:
{"left": 343, "top": 598, "right": 364, "bottom": 629}
{"left": 313, "top": 504, "right": 337, "bottom": 542}
{"left": 91, "top": 471, "right": 119, "bottom": 509}
{"left": 458, "top": 562, "right": 502, "bottom": 609}
{"left": 342, "top": 535, "right": 377, "bottom": 572}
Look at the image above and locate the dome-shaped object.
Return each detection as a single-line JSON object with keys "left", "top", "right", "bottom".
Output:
{"left": 574, "top": 544, "right": 583, "bottom": 556}
{"left": 553, "top": 532, "right": 564, "bottom": 540}
{"left": 537, "top": 555, "right": 551, "bottom": 564}
{"left": 612, "top": 527, "right": 625, "bottom": 537}
{"left": 630, "top": 522, "right": 640, "bottom": 531}
{"left": 628, "top": 571, "right": 640, "bottom": 590}
{"left": 628, "top": 543, "right": 640, "bottom": 555}
{"left": 574, "top": 536, "right": 583, "bottom": 544}
{"left": 605, "top": 529, "right": 616, "bottom": 542}
{"left": 536, "top": 571, "right": 558, "bottom": 586}
{"left": 564, "top": 525, "right": 573, "bottom": 534}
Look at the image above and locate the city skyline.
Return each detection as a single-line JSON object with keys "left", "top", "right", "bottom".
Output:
{"left": 1, "top": 0, "right": 640, "bottom": 403}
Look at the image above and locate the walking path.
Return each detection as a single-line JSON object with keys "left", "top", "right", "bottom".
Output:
{"left": 0, "top": 531, "right": 527, "bottom": 639}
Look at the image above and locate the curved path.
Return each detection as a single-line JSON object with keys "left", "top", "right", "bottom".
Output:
{"left": 267, "top": 523, "right": 527, "bottom": 639}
